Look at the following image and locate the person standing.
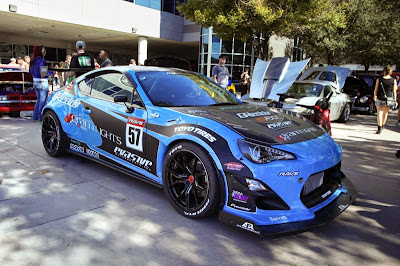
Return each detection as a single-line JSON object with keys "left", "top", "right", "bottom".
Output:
{"left": 212, "top": 55, "right": 230, "bottom": 89}
{"left": 29, "top": 45, "right": 49, "bottom": 123}
{"left": 240, "top": 68, "right": 251, "bottom": 96}
{"left": 24, "top": 55, "right": 30, "bottom": 71}
{"left": 16, "top": 57, "right": 26, "bottom": 69}
{"left": 70, "top": 41, "right": 94, "bottom": 77}
{"left": 99, "top": 49, "right": 113, "bottom": 68}
{"left": 129, "top": 58, "right": 136, "bottom": 66}
{"left": 374, "top": 65, "right": 398, "bottom": 134}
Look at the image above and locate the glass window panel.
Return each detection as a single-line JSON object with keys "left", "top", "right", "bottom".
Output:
{"left": 58, "top": 49, "right": 66, "bottom": 63}
{"left": 202, "top": 27, "right": 210, "bottom": 35}
{"left": 233, "top": 55, "right": 243, "bottom": 65}
{"left": 221, "top": 40, "right": 232, "bottom": 53}
{"left": 244, "top": 56, "right": 251, "bottom": 66}
{"left": 163, "top": 0, "right": 174, "bottom": 13}
{"left": 136, "top": 0, "right": 150, "bottom": 7}
{"left": 211, "top": 54, "right": 219, "bottom": 64}
{"left": 234, "top": 40, "right": 244, "bottom": 54}
{"left": 245, "top": 41, "right": 252, "bottom": 56}
{"left": 150, "top": 0, "right": 161, "bottom": 10}
{"left": 13, "top": 44, "right": 28, "bottom": 58}
{"left": 45, "top": 47, "right": 57, "bottom": 62}
{"left": 211, "top": 35, "right": 221, "bottom": 54}
{"left": 232, "top": 66, "right": 242, "bottom": 82}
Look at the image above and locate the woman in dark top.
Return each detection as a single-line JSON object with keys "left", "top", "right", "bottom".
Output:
{"left": 29, "top": 45, "right": 49, "bottom": 123}
{"left": 374, "top": 65, "right": 398, "bottom": 134}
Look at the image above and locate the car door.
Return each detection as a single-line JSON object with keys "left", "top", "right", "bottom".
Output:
{"left": 77, "top": 71, "right": 153, "bottom": 173}
{"left": 326, "top": 85, "right": 342, "bottom": 120}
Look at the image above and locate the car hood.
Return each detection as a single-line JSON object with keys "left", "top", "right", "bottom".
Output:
{"left": 282, "top": 96, "right": 320, "bottom": 108}
{"left": 171, "top": 103, "right": 325, "bottom": 145}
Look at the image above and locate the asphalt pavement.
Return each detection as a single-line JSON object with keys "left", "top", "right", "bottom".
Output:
{"left": 0, "top": 110, "right": 399, "bottom": 265}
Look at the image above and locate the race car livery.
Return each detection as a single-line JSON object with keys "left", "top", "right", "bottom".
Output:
{"left": 41, "top": 66, "right": 357, "bottom": 235}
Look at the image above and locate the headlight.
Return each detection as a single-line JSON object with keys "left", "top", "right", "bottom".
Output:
{"left": 359, "top": 96, "right": 368, "bottom": 103}
{"left": 0, "top": 95, "right": 7, "bottom": 101}
{"left": 238, "top": 140, "right": 295, "bottom": 163}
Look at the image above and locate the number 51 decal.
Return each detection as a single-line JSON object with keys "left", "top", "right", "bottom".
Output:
{"left": 126, "top": 117, "right": 145, "bottom": 152}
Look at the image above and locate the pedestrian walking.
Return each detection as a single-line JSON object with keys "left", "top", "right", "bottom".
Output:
{"left": 373, "top": 65, "right": 398, "bottom": 134}
{"left": 24, "top": 55, "right": 30, "bottom": 71}
{"left": 212, "top": 55, "right": 230, "bottom": 89}
{"left": 129, "top": 58, "right": 136, "bottom": 66}
{"left": 29, "top": 45, "right": 49, "bottom": 123}
{"left": 70, "top": 41, "right": 95, "bottom": 77}
{"left": 240, "top": 68, "right": 251, "bottom": 97}
{"left": 99, "top": 49, "right": 113, "bottom": 68}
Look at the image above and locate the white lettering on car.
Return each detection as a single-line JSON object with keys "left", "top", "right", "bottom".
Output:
{"left": 114, "top": 146, "right": 152, "bottom": 171}
{"left": 237, "top": 111, "right": 270, "bottom": 119}
{"left": 277, "top": 127, "right": 318, "bottom": 142}
{"left": 54, "top": 93, "right": 80, "bottom": 108}
{"left": 174, "top": 126, "right": 216, "bottom": 142}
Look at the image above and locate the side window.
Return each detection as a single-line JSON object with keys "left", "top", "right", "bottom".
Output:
{"left": 78, "top": 77, "right": 94, "bottom": 96}
{"left": 303, "top": 71, "right": 320, "bottom": 80}
{"left": 91, "top": 73, "right": 134, "bottom": 103}
{"left": 320, "top": 72, "right": 337, "bottom": 82}
{"left": 323, "top": 86, "right": 332, "bottom": 97}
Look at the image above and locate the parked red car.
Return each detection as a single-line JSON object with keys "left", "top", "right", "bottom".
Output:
{"left": 0, "top": 64, "right": 36, "bottom": 117}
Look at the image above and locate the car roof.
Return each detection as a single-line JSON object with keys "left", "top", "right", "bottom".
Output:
{"left": 294, "top": 80, "right": 332, "bottom": 86}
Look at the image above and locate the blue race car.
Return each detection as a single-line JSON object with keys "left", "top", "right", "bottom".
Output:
{"left": 41, "top": 66, "right": 357, "bottom": 235}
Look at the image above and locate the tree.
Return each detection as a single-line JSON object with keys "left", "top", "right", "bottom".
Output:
{"left": 177, "top": 0, "right": 342, "bottom": 60}
{"left": 344, "top": 0, "right": 400, "bottom": 70}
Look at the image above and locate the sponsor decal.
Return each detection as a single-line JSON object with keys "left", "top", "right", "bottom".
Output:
{"left": 114, "top": 147, "right": 152, "bottom": 171}
{"left": 184, "top": 198, "right": 210, "bottom": 216}
{"left": 126, "top": 117, "right": 145, "bottom": 152}
{"left": 231, "top": 190, "right": 249, "bottom": 203}
{"left": 187, "top": 109, "right": 208, "bottom": 114}
{"left": 174, "top": 126, "right": 216, "bottom": 142}
{"left": 64, "top": 114, "right": 96, "bottom": 131}
{"left": 279, "top": 171, "right": 300, "bottom": 176}
{"left": 70, "top": 138, "right": 81, "bottom": 145}
{"left": 338, "top": 204, "right": 349, "bottom": 212}
{"left": 224, "top": 162, "right": 244, "bottom": 171}
{"left": 225, "top": 122, "right": 249, "bottom": 130}
{"left": 54, "top": 93, "right": 80, "bottom": 108}
{"left": 237, "top": 111, "right": 270, "bottom": 119}
{"left": 230, "top": 203, "right": 251, "bottom": 212}
{"left": 98, "top": 128, "right": 122, "bottom": 145}
{"left": 277, "top": 127, "right": 318, "bottom": 142}
{"left": 86, "top": 148, "right": 99, "bottom": 159}
{"left": 69, "top": 143, "right": 84, "bottom": 153}
{"left": 169, "top": 145, "right": 182, "bottom": 156}
{"left": 267, "top": 120, "right": 296, "bottom": 130}
{"left": 236, "top": 222, "right": 260, "bottom": 235}
{"left": 255, "top": 115, "right": 281, "bottom": 123}
{"left": 269, "top": 215, "right": 288, "bottom": 222}
{"left": 321, "top": 190, "right": 332, "bottom": 199}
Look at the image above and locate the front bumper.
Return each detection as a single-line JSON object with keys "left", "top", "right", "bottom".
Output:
{"left": 219, "top": 173, "right": 357, "bottom": 235}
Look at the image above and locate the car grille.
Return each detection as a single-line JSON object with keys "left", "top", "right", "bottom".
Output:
{"left": 300, "top": 163, "right": 342, "bottom": 208}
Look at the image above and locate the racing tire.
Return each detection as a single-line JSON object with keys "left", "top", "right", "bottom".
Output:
{"left": 367, "top": 101, "right": 376, "bottom": 115}
{"left": 338, "top": 103, "right": 351, "bottom": 123}
{"left": 163, "top": 142, "right": 220, "bottom": 219}
{"left": 8, "top": 111, "right": 20, "bottom": 117}
{"left": 41, "top": 110, "right": 68, "bottom": 157}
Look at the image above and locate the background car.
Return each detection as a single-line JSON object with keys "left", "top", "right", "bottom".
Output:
{"left": 343, "top": 75, "right": 376, "bottom": 115}
{"left": 0, "top": 64, "right": 35, "bottom": 117}
{"left": 40, "top": 66, "right": 357, "bottom": 235}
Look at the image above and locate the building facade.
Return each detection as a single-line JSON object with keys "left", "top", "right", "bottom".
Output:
{"left": 1, "top": 0, "right": 297, "bottom": 76}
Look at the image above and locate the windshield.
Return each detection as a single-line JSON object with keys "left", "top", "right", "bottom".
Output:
{"left": 136, "top": 71, "right": 240, "bottom": 107}
{"left": 287, "top": 83, "right": 324, "bottom": 98}
{"left": 303, "top": 71, "right": 320, "bottom": 80}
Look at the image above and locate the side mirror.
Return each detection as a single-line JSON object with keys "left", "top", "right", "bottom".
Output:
{"left": 114, "top": 95, "right": 134, "bottom": 113}
{"left": 114, "top": 95, "right": 128, "bottom": 103}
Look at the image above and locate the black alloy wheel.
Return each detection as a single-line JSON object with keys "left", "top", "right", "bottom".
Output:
{"left": 163, "top": 142, "right": 220, "bottom": 218}
{"left": 42, "top": 111, "right": 67, "bottom": 157}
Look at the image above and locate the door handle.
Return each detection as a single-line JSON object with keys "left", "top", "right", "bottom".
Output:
{"left": 83, "top": 107, "right": 92, "bottom": 114}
